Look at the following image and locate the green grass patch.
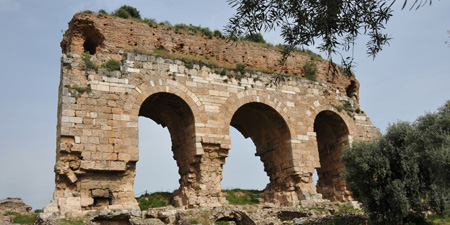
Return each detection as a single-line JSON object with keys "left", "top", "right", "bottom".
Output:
{"left": 136, "top": 192, "right": 174, "bottom": 210}
{"left": 426, "top": 214, "right": 450, "bottom": 225}
{"left": 222, "top": 189, "right": 263, "bottom": 205}
{"left": 12, "top": 213, "right": 37, "bottom": 224}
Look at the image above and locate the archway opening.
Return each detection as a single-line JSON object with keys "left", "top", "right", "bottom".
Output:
{"left": 221, "top": 126, "right": 269, "bottom": 190}
{"left": 136, "top": 92, "right": 196, "bottom": 204}
{"left": 314, "top": 110, "right": 350, "bottom": 202}
{"left": 134, "top": 117, "right": 178, "bottom": 195}
{"left": 225, "top": 102, "right": 292, "bottom": 197}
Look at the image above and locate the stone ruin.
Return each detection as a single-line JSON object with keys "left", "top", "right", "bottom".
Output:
{"left": 43, "top": 12, "right": 380, "bottom": 217}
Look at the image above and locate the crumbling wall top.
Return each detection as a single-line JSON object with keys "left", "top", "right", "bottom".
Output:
{"left": 61, "top": 12, "right": 360, "bottom": 101}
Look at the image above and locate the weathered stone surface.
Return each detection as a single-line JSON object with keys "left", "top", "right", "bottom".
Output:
{"left": 45, "top": 12, "right": 380, "bottom": 216}
{"left": 0, "top": 198, "right": 32, "bottom": 214}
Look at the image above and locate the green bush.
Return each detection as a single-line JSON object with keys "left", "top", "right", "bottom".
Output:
{"left": 104, "top": 59, "right": 121, "bottom": 71}
{"left": 114, "top": 5, "right": 141, "bottom": 19}
{"left": 236, "top": 63, "right": 246, "bottom": 74}
{"left": 82, "top": 51, "right": 97, "bottom": 70}
{"left": 114, "top": 8, "right": 130, "bottom": 19}
{"left": 342, "top": 101, "right": 450, "bottom": 224}
{"left": 303, "top": 62, "right": 317, "bottom": 81}
{"left": 201, "top": 27, "right": 213, "bottom": 39}
{"left": 243, "top": 33, "right": 266, "bottom": 43}
{"left": 214, "top": 30, "right": 223, "bottom": 38}
{"left": 143, "top": 18, "right": 157, "bottom": 27}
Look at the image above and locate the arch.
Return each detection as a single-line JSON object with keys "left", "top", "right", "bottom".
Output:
{"left": 313, "top": 110, "right": 351, "bottom": 202}
{"left": 228, "top": 102, "right": 293, "bottom": 195}
{"left": 137, "top": 92, "right": 197, "bottom": 204}
{"left": 132, "top": 80, "right": 202, "bottom": 121}
{"left": 220, "top": 90, "right": 297, "bottom": 144}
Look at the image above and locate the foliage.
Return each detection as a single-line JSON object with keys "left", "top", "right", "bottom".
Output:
{"left": 342, "top": 100, "right": 450, "bottom": 224}
{"left": 82, "top": 51, "right": 97, "bottom": 70}
{"left": 136, "top": 192, "right": 174, "bottom": 210}
{"left": 222, "top": 189, "right": 262, "bottom": 205}
{"left": 64, "top": 85, "right": 92, "bottom": 94}
{"left": 143, "top": 18, "right": 157, "bottom": 27}
{"left": 12, "top": 213, "right": 37, "bottom": 224}
{"left": 104, "top": 59, "right": 121, "bottom": 71}
{"left": 235, "top": 63, "right": 246, "bottom": 74}
{"left": 174, "top": 23, "right": 216, "bottom": 39}
{"left": 303, "top": 62, "right": 317, "bottom": 81}
{"left": 226, "top": 0, "right": 432, "bottom": 69}
{"left": 426, "top": 214, "right": 450, "bottom": 225}
{"left": 114, "top": 5, "right": 141, "bottom": 19}
{"left": 243, "top": 33, "right": 266, "bottom": 43}
{"left": 214, "top": 30, "right": 223, "bottom": 38}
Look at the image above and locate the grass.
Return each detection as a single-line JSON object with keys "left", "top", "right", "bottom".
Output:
{"left": 222, "top": 189, "right": 263, "bottom": 205}
{"left": 136, "top": 191, "right": 174, "bottom": 210}
{"left": 426, "top": 214, "right": 450, "bottom": 225}
{"left": 64, "top": 84, "right": 92, "bottom": 94}
{"left": 10, "top": 213, "right": 37, "bottom": 224}
{"left": 57, "top": 218, "right": 86, "bottom": 225}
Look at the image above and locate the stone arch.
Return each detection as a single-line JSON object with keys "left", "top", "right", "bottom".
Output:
{"left": 220, "top": 91, "right": 297, "bottom": 145}
{"left": 219, "top": 91, "right": 298, "bottom": 204}
{"left": 138, "top": 92, "right": 196, "bottom": 198}
{"left": 230, "top": 102, "right": 292, "bottom": 184}
{"left": 129, "top": 80, "right": 204, "bottom": 207}
{"left": 313, "top": 110, "right": 352, "bottom": 202}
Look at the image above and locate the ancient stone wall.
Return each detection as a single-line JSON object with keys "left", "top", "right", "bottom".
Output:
{"left": 45, "top": 12, "right": 380, "bottom": 217}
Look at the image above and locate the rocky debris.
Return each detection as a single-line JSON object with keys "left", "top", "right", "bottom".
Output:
{"left": 0, "top": 197, "right": 32, "bottom": 214}
{"left": 36, "top": 201, "right": 365, "bottom": 225}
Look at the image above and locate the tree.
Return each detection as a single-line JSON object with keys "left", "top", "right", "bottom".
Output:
{"left": 342, "top": 101, "right": 450, "bottom": 224}
{"left": 226, "top": 0, "right": 432, "bottom": 68}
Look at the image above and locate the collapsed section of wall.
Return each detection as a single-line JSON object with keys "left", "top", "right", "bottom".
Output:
{"left": 45, "top": 12, "right": 380, "bottom": 217}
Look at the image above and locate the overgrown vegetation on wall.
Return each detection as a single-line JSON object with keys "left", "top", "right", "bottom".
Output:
{"left": 75, "top": 5, "right": 348, "bottom": 82}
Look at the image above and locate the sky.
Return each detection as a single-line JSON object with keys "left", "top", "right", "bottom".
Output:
{"left": 0, "top": 0, "right": 449, "bottom": 210}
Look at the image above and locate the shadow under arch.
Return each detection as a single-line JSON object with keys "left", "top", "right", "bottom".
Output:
{"left": 313, "top": 110, "right": 351, "bottom": 202}
{"left": 229, "top": 102, "right": 293, "bottom": 199}
{"left": 138, "top": 92, "right": 197, "bottom": 204}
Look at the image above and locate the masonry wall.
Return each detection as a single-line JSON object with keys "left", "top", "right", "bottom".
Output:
{"left": 44, "top": 13, "right": 380, "bottom": 217}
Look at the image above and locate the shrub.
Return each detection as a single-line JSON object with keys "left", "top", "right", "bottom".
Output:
{"left": 236, "top": 63, "right": 246, "bottom": 74}
{"left": 143, "top": 18, "right": 157, "bottom": 27}
{"left": 303, "top": 62, "right": 317, "bottom": 81}
{"left": 342, "top": 101, "right": 450, "bottom": 224}
{"left": 200, "top": 27, "right": 213, "bottom": 39}
{"left": 213, "top": 30, "right": 223, "bottom": 38}
{"left": 82, "top": 51, "right": 97, "bottom": 70}
{"left": 114, "top": 8, "right": 130, "bottom": 19}
{"left": 104, "top": 59, "right": 121, "bottom": 71}
{"left": 114, "top": 5, "right": 141, "bottom": 19}
{"left": 98, "top": 9, "right": 108, "bottom": 16}
{"left": 243, "top": 33, "right": 266, "bottom": 43}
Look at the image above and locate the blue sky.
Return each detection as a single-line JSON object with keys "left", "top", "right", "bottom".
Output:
{"left": 0, "top": 0, "right": 449, "bottom": 210}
